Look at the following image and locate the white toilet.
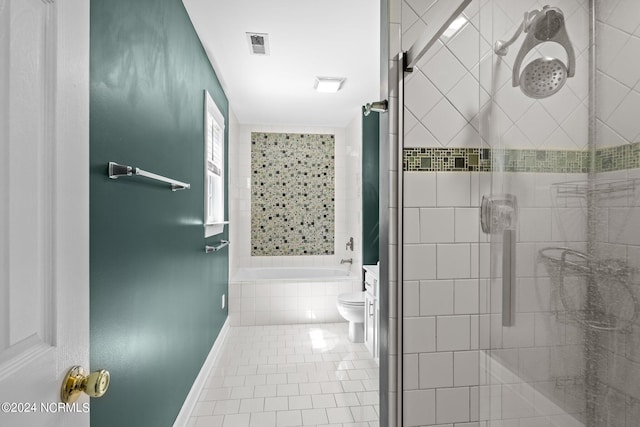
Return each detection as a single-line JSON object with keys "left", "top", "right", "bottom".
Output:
{"left": 336, "top": 292, "right": 365, "bottom": 343}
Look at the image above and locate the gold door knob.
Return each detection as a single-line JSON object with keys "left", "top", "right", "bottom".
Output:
{"left": 61, "top": 366, "right": 110, "bottom": 403}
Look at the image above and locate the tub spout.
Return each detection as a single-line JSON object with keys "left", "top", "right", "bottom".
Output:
{"left": 340, "top": 258, "right": 353, "bottom": 264}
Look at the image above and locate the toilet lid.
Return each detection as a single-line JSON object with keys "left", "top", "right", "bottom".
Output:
{"left": 338, "top": 292, "right": 365, "bottom": 305}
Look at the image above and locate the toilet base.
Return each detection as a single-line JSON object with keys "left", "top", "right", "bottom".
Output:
{"left": 348, "top": 321, "right": 364, "bottom": 343}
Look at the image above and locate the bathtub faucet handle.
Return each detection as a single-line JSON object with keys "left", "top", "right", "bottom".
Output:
{"left": 340, "top": 258, "right": 353, "bottom": 264}
{"left": 346, "top": 237, "right": 354, "bottom": 251}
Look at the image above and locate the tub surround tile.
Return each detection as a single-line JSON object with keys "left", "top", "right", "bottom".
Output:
{"left": 230, "top": 274, "right": 359, "bottom": 326}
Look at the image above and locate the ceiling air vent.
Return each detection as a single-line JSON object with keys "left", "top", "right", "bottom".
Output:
{"left": 246, "top": 32, "right": 270, "bottom": 56}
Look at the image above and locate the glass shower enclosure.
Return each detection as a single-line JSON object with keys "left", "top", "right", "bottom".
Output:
{"left": 481, "top": 1, "right": 640, "bottom": 426}
{"left": 397, "top": 0, "right": 640, "bottom": 425}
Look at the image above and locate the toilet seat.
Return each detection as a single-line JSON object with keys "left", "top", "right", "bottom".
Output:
{"left": 338, "top": 292, "right": 365, "bottom": 306}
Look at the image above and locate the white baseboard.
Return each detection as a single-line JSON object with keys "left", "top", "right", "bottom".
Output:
{"left": 173, "top": 318, "right": 230, "bottom": 427}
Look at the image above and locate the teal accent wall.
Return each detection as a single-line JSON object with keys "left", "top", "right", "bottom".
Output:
{"left": 90, "top": 1, "right": 229, "bottom": 426}
{"left": 362, "top": 110, "right": 380, "bottom": 265}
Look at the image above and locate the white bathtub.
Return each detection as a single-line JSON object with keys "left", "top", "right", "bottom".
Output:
{"left": 229, "top": 267, "right": 360, "bottom": 326}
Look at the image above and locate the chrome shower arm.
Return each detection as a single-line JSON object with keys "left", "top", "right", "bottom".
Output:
{"left": 564, "top": 35, "right": 576, "bottom": 78}
{"left": 494, "top": 11, "right": 536, "bottom": 56}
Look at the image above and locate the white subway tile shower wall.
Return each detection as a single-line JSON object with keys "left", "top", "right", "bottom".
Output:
{"left": 400, "top": 1, "right": 590, "bottom": 426}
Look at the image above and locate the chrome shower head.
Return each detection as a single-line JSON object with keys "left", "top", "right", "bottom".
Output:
{"left": 494, "top": 5, "right": 575, "bottom": 99}
{"left": 520, "top": 57, "right": 568, "bottom": 98}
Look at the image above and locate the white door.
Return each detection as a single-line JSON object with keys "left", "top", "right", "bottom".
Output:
{"left": 0, "top": 0, "right": 90, "bottom": 426}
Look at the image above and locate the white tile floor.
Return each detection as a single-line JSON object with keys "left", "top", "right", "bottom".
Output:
{"left": 186, "top": 323, "right": 380, "bottom": 427}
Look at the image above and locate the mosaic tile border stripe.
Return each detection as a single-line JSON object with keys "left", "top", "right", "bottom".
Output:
{"left": 403, "top": 147, "right": 590, "bottom": 173}
{"left": 597, "top": 142, "right": 640, "bottom": 172}
{"left": 403, "top": 147, "right": 491, "bottom": 172}
{"left": 404, "top": 143, "right": 640, "bottom": 173}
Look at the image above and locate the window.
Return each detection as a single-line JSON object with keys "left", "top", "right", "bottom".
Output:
{"left": 204, "top": 90, "right": 226, "bottom": 237}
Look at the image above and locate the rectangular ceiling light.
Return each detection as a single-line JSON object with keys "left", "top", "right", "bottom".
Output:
{"left": 314, "top": 77, "right": 345, "bottom": 93}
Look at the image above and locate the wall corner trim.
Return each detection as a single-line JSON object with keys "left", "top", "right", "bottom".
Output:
{"left": 172, "top": 318, "right": 230, "bottom": 427}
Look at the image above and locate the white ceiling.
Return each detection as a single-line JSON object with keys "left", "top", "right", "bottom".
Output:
{"left": 183, "top": 0, "right": 380, "bottom": 127}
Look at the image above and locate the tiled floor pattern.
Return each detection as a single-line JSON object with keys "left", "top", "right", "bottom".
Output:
{"left": 186, "top": 323, "right": 380, "bottom": 427}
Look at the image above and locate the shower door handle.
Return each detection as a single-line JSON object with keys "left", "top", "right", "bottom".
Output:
{"left": 502, "top": 229, "right": 516, "bottom": 327}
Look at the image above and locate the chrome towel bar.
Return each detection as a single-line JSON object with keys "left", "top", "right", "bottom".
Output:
{"left": 205, "top": 240, "right": 229, "bottom": 253}
{"left": 108, "top": 162, "right": 191, "bottom": 191}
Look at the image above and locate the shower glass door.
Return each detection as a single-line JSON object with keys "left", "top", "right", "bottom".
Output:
{"left": 478, "top": 1, "right": 616, "bottom": 426}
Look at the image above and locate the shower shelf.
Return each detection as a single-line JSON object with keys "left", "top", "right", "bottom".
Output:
{"left": 551, "top": 178, "right": 640, "bottom": 199}
{"left": 539, "top": 247, "right": 639, "bottom": 332}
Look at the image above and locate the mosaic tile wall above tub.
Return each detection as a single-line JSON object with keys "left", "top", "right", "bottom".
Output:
{"left": 251, "top": 132, "right": 335, "bottom": 256}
